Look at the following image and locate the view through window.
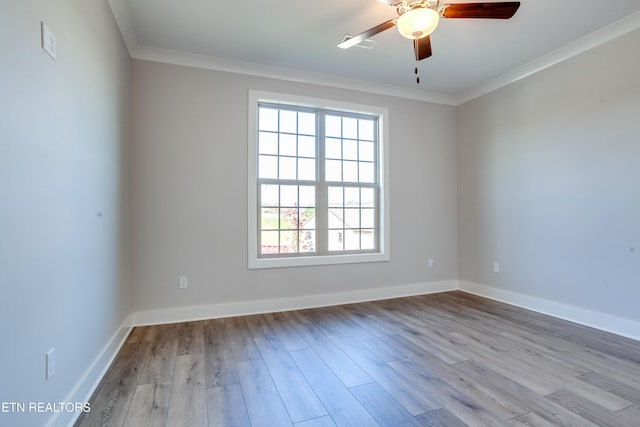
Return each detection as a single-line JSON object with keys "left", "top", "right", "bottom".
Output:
{"left": 249, "top": 91, "right": 389, "bottom": 268}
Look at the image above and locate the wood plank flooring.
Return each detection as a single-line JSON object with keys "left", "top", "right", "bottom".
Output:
{"left": 75, "top": 291, "right": 640, "bottom": 426}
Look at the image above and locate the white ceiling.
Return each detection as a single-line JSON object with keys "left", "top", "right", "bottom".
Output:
{"left": 108, "top": 0, "right": 640, "bottom": 104}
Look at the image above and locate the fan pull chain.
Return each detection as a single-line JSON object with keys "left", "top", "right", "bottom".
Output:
{"left": 413, "top": 41, "right": 420, "bottom": 84}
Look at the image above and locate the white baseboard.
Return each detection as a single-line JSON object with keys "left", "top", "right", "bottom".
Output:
{"left": 132, "top": 280, "right": 458, "bottom": 326}
{"left": 458, "top": 281, "right": 640, "bottom": 341}
{"left": 46, "top": 315, "right": 134, "bottom": 427}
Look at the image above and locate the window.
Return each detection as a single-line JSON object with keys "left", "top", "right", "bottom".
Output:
{"left": 248, "top": 91, "right": 389, "bottom": 268}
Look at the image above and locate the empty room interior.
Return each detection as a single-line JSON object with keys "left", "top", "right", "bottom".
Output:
{"left": 2, "top": 0, "right": 639, "bottom": 426}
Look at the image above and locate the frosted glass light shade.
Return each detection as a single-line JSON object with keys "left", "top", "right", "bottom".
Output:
{"left": 396, "top": 8, "right": 440, "bottom": 39}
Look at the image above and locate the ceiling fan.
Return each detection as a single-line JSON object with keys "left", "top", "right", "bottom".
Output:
{"left": 338, "top": 1, "right": 521, "bottom": 69}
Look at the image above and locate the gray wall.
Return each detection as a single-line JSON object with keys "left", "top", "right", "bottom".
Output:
{"left": 458, "top": 28, "right": 640, "bottom": 322}
{"left": 0, "top": 1, "right": 131, "bottom": 425}
{"left": 2, "top": 2, "right": 639, "bottom": 423}
{"left": 130, "top": 59, "right": 459, "bottom": 314}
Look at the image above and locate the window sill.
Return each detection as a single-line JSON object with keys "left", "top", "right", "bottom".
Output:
{"left": 248, "top": 252, "right": 390, "bottom": 269}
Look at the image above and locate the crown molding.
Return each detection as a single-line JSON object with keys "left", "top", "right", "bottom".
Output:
{"left": 107, "top": 0, "right": 138, "bottom": 54}
{"left": 456, "top": 10, "right": 640, "bottom": 105}
{"left": 131, "top": 45, "right": 458, "bottom": 106}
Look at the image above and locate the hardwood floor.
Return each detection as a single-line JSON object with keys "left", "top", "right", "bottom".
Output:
{"left": 75, "top": 291, "right": 640, "bottom": 426}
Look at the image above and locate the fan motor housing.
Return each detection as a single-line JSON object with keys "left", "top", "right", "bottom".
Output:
{"left": 397, "top": 0, "right": 440, "bottom": 16}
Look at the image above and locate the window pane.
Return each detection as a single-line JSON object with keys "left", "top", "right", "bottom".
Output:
{"left": 298, "top": 135, "right": 316, "bottom": 158}
{"left": 280, "top": 231, "right": 297, "bottom": 252}
{"left": 361, "top": 208, "right": 375, "bottom": 228}
{"left": 343, "top": 139, "right": 358, "bottom": 160}
{"left": 279, "top": 157, "right": 297, "bottom": 180}
{"left": 343, "top": 117, "right": 358, "bottom": 139}
{"left": 328, "top": 230, "right": 343, "bottom": 251}
{"left": 326, "top": 115, "right": 341, "bottom": 138}
{"left": 261, "top": 208, "right": 278, "bottom": 230}
{"left": 280, "top": 208, "right": 298, "bottom": 230}
{"left": 328, "top": 208, "right": 343, "bottom": 228}
{"left": 280, "top": 133, "right": 297, "bottom": 156}
{"left": 359, "top": 162, "right": 375, "bottom": 183}
{"left": 300, "top": 207, "right": 315, "bottom": 227}
{"left": 299, "top": 230, "right": 315, "bottom": 252}
{"left": 259, "top": 132, "right": 278, "bottom": 154}
{"left": 299, "top": 186, "right": 315, "bottom": 207}
{"left": 259, "top": 155, "right": 278, "bottom": 179}
{"left": 328, "top": 186, "right": 343, "bottom": 207}
{"left": 361, "top": 230, "right": 375, "bottom": 250}
{"left": 261, "top": 231, "right": 279, "bottom": 253}
{"left": 345, "top": 187, "right": 359, "bottom": 206}
{"left": 359, "top": 119, "right": 374, "bottom": 141}
{"left": 361, "top": 188, "right": 375, "bottom": 207}
{"left": 261, "top": 184, "right": 279, "bottom": 206}
{"left": 280, "top": 185, "right": 298, "bottom": 206}
{"left": 325, "top": 138, "right": 342, "bottom": 159}
{"left": 298, "top": 158, "right": 315, "bottom": 181}
{"left": 325, "top": 159, "right": 342, "bottom": 181}
{"left": 359, "top": 140, "right": 374, "bottom": 161}
{"left": 344, "top": 208, "right": 360, "bottom": 229}
{"left": 343, "top": 161, "right": 358, "bottom": 182}
{"left": 298, "top": 112, "right": 316, "bottom": 135}
{"left": 280, "top": 110, "right": 297, "bottom": 133}
{"left": 259, "top": 107, "right": 278, "bottom": 132}
{"left": 344, "top": 231, "right": 360, "bottom": 250}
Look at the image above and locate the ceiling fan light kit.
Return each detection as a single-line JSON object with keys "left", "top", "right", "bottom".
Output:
{"left": 396, "top": 7, "right": 440, "bottom": 39}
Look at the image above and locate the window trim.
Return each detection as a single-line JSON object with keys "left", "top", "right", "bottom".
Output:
{"left": 248, "top": 90, "right": 390, "bottom": 269}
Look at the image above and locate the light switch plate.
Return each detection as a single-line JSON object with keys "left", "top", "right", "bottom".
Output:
{"left": 46, "top": 348, "right": 55, "bottom": 380}
{"left": 41, "top": 22, "right": 56, "bottom": 60}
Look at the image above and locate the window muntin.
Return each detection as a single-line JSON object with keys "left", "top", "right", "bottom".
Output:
{"left": 259, "top": 184, "right": 316, "bottom": 254}
{"left": 257, "top": 105, "right": 319, "bottom": 256}
{"left": 249, "top": 91, "right": 389, "bottom": 269}
{"left": 257, "top": 104, "right": 379, "bottom": 258}
{"left": 327, "top": 186, "right": 376, "bottom": 252}
{"left": 324, "top": 114, "right": 377, "bottom": 185}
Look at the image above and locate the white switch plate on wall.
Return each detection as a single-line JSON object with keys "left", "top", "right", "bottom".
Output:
{"left": 46, "top": 348, "right": 55, "bottom": 380}
{"left": 41, "top": 22, "right": 56, "bottom": 60}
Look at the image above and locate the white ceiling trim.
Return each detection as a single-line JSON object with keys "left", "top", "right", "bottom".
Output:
{"left": 107, "top": 0, "right": 137, "bottom": 55}
{"left": 108, "top": 0, "right": 640, "bottom": 107}
{"left": 132, "top": 45, "right": 458, "bottom": 106}
{"left": 456, "top": 10, "right": 640, "bottom": 104}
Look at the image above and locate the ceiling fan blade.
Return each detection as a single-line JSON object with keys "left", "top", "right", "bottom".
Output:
{"left": 440, "top": 2, "right": 520, "bottom": 19}
{"left": 337, "top": 19, "right": 396, "bottom": 49}
{"left": 413, "top": 36, "right": 432, "bottom": 61}
{"left": 376, "top": 0, "right": 402, "bottom": 5}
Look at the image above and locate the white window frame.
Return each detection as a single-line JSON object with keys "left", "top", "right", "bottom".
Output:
{"left": 248, "top": 90, "right": 390, "bottom": 269}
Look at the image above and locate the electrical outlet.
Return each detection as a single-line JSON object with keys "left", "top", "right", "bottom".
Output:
{"left": 179, "top": 276, "right": 188, "bottom": 289}
{"left": 428, "top": 258, "right": 434, "bottom": 269}
{"left": 46, "top": 348, "right": 55, "bottom": 380}
{"left": 41, "top": 22, "right": 56, "bottom": 60}
{"left": 493, "top": 262, "right": 500, "bottom": 273}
